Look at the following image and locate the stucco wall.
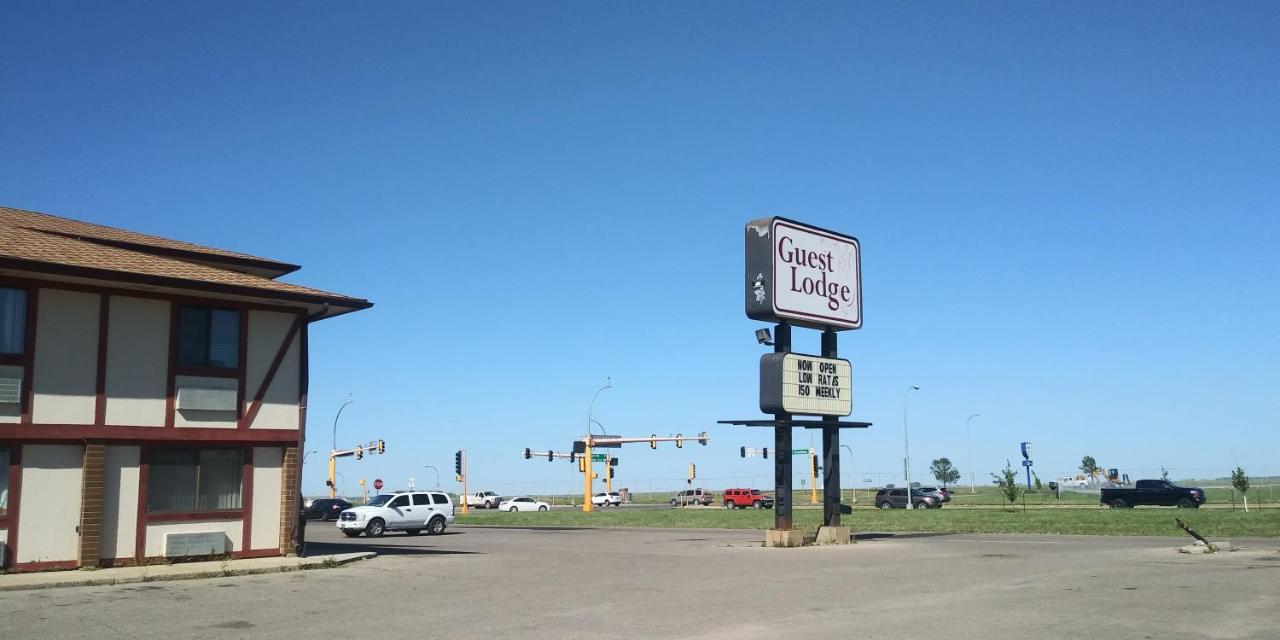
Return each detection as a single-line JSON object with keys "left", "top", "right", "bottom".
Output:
{"left": 16, "top": 444, "right": 84, "bottom": 563}
{"left": 31, "top": 289, "right": 99, "bottom": 424}
{"left": 104, "top": 296, "right": 168, "bottom": 427}
{"left": 101, "top": 445, "right": 140, "bottom": 560}
{"left": 144, "top": 520, "right": 242, "bottom": 557}
{"left": 0, "top": 363, "right": 21, "bottom": 423}
{"left": 245, "top": 310, "right": 300, "bottom": 430}
{"left": 173, "top": 375, "right": 239, "bottom": 428}
{"left": 250, "top": 447, "right": 283, "bottom": 550}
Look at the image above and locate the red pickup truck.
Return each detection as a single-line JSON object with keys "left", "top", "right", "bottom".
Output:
{"left": 723, "top": 488, "right": 774, "bottom": 509}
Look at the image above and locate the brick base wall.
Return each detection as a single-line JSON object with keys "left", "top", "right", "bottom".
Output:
{"left": 278, "top": 446, "right": 299, "bottom": 556}
{"left": 78, "top": 443, "right": 106, "bottom": 567}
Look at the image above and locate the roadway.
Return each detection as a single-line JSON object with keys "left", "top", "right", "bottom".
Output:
{"left": 2, "top": 523, "right": 1277, "bottom": 639}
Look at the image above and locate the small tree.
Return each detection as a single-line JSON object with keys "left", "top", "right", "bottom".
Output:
{"left": 1231, "top": 467, "right": 1251, "bottom": 513}
{"left": 930, "top": 458, "right": 961, "bottom": 489}
{"left": 1160, "top": 466, "right": 1170, "bottom": 482}
{"left": 1080, "top": 455, "right": 1100, "bottom": 478}
{"left": 1032, "top": 471, "right": 1043, "bottom": 494}
{"left": 992, "top": 464, "right": 1022, "bottom": 511}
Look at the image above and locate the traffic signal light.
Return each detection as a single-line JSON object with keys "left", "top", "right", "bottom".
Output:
{"left": 650, "top": 434, "right": 657, "bottom": 450}
{"left": 356, "top": 446, "right": 363, "bottom": 460}
{"left": 811, "top": 454, "right": 818, "bottom": 476}
{"left": 547, "top": 450, "right": 553, "bottom": 462}
{"left": 689, "top": 463, "right": 696, "bottom": 480}
{"left": 569, "top": 452, "right": 576, "bottom": 463}
{"left": 608, "top": 467, "right": 615, "bottom": 479}
{"left": 676, "top": 434, "right": 683, "bottom": 449}
{"left": 524, "top": 448, "right": 532, "bottom": 460}
{"left": 740, "top": 446, "right": 746, "bottom": 458}
{"left": 762, "top": 447, "right": 769, "bottom": 460}
{"left": 698, "top": 432, "right": 708, "bottom": 446}
{"left": 325, "top": 479, "right": 333, "bottom": 488}
{"left": 377, "top": 439, "right": 385, "bottom": 454}
{"left": 455, "top": 450, "right": 463, "bottom": 476}
{"left": 578, "top": 457, "right": 586, "bottom": 473}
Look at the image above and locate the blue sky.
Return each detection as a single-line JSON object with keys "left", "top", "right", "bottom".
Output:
{"left": 2, "top": 3, "right": 1277, "bottom": 494}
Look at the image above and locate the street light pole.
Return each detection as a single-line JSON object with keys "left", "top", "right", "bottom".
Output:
{"left": 424, "top": 465, "right": 440, "bottom": 488}
{"left": 328, "top": 395, "right": 354, "bottom": 499}
{"left": 965, "top": 414, "right": 980, "bottom": 494}
{"left": 904, "top": 385, "right": 920, "bottom": 509}
{"left": 841, "top": 444, "right": 856, "bottom": 504}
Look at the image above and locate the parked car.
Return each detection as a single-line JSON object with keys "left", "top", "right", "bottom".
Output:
{"left": 1100, "top": 479, "right": 1206, "bottom": 509}
{"left": 723, "top": 488, "right": 774, "bottom": 509}
{"left": 874, "top": 488, "right": 940, "bottom": 509}
{"left": 499, "top": 496, "right": 550, "bottom": 512}
{"left": 915, "top": 487, "right": 951, "bottom": 503}
{"left": 460, "top": 491, "right": 504, "bottom": 509}
{"left": 592, "top": 492, "right": 622, "bottom": 507}
{"left": 302, "top": 498, "right": 353, "bottom": 521}
{"left": 671, "top": 488, "right": 714, "bottom": 507}
{"left": 337, "top": 491, "right": 454, "bottom": 537}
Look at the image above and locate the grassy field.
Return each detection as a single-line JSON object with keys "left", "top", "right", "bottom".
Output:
{"left": 456, "top": 505, "right": 1280, "bottom": 538}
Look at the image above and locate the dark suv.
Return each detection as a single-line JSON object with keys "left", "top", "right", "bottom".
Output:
{"left": 302, "top": 498, "right": 353, "bottom": 521}
{"left": 875, "top": 488, "right": 940, "bottom": 509}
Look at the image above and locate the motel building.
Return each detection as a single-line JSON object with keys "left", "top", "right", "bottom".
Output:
{"left": 0, "top": 206, "right": 370, "bottom": 571}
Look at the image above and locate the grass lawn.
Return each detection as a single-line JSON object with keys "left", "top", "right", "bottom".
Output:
{"left": 457, "top": 506, "right": 1280, "bottom": 538}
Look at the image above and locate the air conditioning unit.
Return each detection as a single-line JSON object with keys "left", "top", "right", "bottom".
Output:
{"left": 0, "top": 377, "right": 21, "bottom": 405}
{"left": 176, "top": 386, "right": 237, "bottom": 412}
{"left": 164, "top": 532, "right": 228, "bottom": 558}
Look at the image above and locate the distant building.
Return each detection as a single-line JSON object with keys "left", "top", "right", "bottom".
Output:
{"left": 0, "top": 206, "right": 370, "bottom": 571}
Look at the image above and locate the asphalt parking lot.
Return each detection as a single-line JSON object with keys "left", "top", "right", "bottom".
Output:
{"left": 3, "top": 523, "right": 1278, "bottom": 639}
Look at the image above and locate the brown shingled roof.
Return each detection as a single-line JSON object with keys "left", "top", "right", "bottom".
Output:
{"left": 0, "top": 205, "right": 371, "bottom": 316}
{"left": 0, "top": 205, "right": 300, "bottom": 276}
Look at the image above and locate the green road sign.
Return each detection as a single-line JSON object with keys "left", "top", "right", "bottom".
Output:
{"left": 591, "top": 454, "right": 607, "bottom": 462}
{"left": 792, "top": 449, "right": 809, "bottom": 455}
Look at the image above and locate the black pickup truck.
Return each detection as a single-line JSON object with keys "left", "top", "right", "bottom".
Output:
{"left": 1101, "top": 479, "right": 1206, "bottom": 508}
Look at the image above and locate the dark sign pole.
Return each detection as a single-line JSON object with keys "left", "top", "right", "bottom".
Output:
{"left": 773, "top": 322, "right": 793, "bottom": 530}
{"left": 821, "top": 329, "right": 841, "bottom": 527}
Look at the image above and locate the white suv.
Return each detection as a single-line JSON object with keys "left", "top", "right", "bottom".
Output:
{"left": 591, "top": 492, "right": 622, "bottom": 507}
{"left": 337, "top": 491, "right": 455, "bottom": 538}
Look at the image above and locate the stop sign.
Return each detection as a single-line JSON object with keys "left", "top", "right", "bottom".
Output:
{"left": 373, "top": 478, "right": 383, "bottom": 491}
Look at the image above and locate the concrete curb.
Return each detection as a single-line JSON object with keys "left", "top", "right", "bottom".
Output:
{"left": 0, "top": 552, "right": 376, "bottom": 592}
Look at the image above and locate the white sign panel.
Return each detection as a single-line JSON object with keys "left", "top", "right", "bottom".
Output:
{"left": 760, "top": 353, "right": 852, "bottom": 417}
{"left": 746, "top": 217, "right": 862, "bottom": 330}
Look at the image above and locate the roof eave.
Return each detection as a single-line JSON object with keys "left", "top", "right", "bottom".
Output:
{"left": 0, "top": 256, "right": 372, "bottom": 318}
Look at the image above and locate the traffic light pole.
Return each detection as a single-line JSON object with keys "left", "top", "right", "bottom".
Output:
{"left": 773, "top": 322, "right": 793, "bottom": 530}
{"left": 328, "top": 454, "right": 337, "bottom": 499}
{"left": 582, "top": 440, "right": 593, "bottom": 512}
{"left": 459, "top": 450, "right": 469, "bottom": 515}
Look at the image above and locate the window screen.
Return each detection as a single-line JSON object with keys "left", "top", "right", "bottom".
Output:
{"left": 177, "top": 306, "right": 241, "bottom": 368}
{"left": 0, "top": 288, "right": 26, "bottom": 356}
{"left": 147, "top": 448, "right": 243, "bottom": 512}
{"left": 412, "top": 494, "right": 431, "bottom": 506}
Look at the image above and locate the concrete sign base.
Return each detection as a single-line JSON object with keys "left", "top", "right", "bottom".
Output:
{"left": 764, "top": 529, "right": 808, "bottom": 548}
{"left": 815, "top": 526, "right": 852, "bottom": 545}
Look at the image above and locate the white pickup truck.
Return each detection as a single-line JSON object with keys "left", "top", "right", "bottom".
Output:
{"left": 459, "top": 491, "right": 503, "bottom": 509}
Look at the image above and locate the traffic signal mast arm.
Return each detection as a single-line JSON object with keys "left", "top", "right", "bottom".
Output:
{"left": 327, "top": 440, "right": 386, "bottom": 498}
{"left": 589, "top": 432, "right": 709, "bottom": 447}
{"left": 522, "top": 450, "right": 579, "bottom": 462}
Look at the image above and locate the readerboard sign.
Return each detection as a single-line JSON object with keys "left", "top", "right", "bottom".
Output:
{"left": 745, "top": 217, "right": 862, "bottom": 330}
{"left": 759, "top": 353, "right": 852, "bottom": 416}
